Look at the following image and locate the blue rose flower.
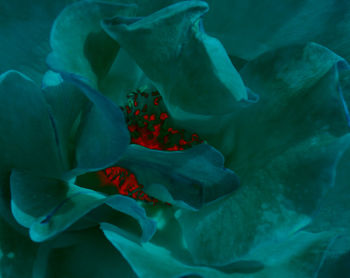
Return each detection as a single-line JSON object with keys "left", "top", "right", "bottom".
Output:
{"left": 1, "top": 1, "right": 350, "bottom": 278}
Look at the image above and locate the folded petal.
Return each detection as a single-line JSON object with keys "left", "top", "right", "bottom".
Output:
{"left": 176, "top": 134, "right": 350, "bottom": 265}
{"left": 204, "top": 0, "right": 350, "bottom": 62}
{"left": 11, "top": 169, "right": 156, "bottom": 243}
{"left": 10, "top": 170, "right": 106, "bottom": 242}
{"left": 47, "top": 1, "right": 136, "bottom": 87}
{"left": 117, "top": 144, "right": 239, "bottom": 210}
{"left": 105, "top": 195, "right": 157, "bottom": 242}
{"left": 99, "top": 48, "right": 154, "bottom": 107}
{"left": 0, "top": 70, "right": 63, "bottom": 177}
{"left": 102, "top": 222, "right": 261, "bottom": 278}
{"left": 102, "top": 1, "right": 248, "bottom": 119}
{"left": 57, "top": 73, "right": 130, "bottom": 175}
{"left": 305, "top": 142, "right": 350, "bottom": 263}
{"left": 213, "top": 43, "right": 349, "bottom": 171}
{"left": 42, "top": 72, "right": 89, "bottom": 173}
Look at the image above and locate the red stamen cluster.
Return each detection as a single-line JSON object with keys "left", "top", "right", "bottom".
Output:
{"left": 121, "top": 90, "right": 203, "bottom": 151}
{"left": 98, "top": 90, "right": 204, "bottom": 205}
{"left": 98, "top": 166, "right": 160, "bottom": 205}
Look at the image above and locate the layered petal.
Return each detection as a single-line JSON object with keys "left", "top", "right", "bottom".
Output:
{"left": 10, "top": 170, "right": 106, "bottom": 242}
{"left": 101, "top": 222, "right": 264, "bottom": 278}
{"left": 43, "top": 73, "right": 130, "bottom": 177}
{"left": 173, "top": 43, "right": 350, "bottom": 267}
{"left": 204, "top": 0, "right": 350, "bottom": 62}
{"left": 102, "top": 1, "right": 248, "bottom": 119}
{"left": 304, "top": 142, "right": 350, "bottom": 275}
{"left": 209, "top": 43, "right": 349, "bottom": 170}
{"left": 11, "top": 170, "right": 156, "bottom": 243}
{"left": 0, "top": 70, "right": 62, "bottom": 177}
{"left": 47, "top": 1, "right": 136, "bottom": 87}
{"left": 117, "top": 144, "right": 239, "bottom": 209}
{"left": 176, "top": 134, "right": 350, "bottom": 266}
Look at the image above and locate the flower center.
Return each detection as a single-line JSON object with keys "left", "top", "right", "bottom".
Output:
{"left": 122, "top": 90, "right": 203, "bottom": 150}
{"left": 82, "top": 90, "right": 204, "bottom": 205}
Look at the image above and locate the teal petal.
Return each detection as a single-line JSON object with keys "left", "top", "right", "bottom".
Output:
{"left": 102, "top": 1, "right": 248, "bottom": 119}
{"left": 242, "top": 231, "right": 334, "bottom": 278}
{"left": 99, "top": 48, "right": 154, "bottom": 107}
{"left": 59, "top": 73, "right": 130, "bottom": 175}
{"left": 0, "top": 71, "right": 62, "bottom": 177}
{"left": 305, "top": 143, "right": 350, "bottom": 262}
{"left": 10, "top": 170, "right": 106, "bottom": 242}
{"left": 101, "top": 222, "right": 261, "bottom": 278}
{"left": 42, "top": 74, "right": 89, "bottom": 173}
{"left": 117, "top": 144, "right": 239, "bottom": 209}
{"left": 204, "top": 0, "right": 350, "bottom": 62}
{"left": 211, "top": 43, "right": 349, "bottom": 169}
{"left": 11, "top": 169, "right": 156, "bottom": 243}
{"left": 47, "top": 1, "right": 136, "bottom": 88}
{"left": 105, "top": 196, "right": 157, "bottom": 242}
{"left": 0, "top": 1, "right": 71, "bottom": 84}
{"left": 176, "top": 134, "right": 350, "bottom": 265}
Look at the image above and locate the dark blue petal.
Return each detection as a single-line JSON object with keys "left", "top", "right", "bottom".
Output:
{"left": 105, "top": 195, "right": 157, "bottom": 242}
{"left": 10, "top": 170, "right": 106, "bottom": 242}
{"left": 59, "top": 73, "right": 130, "bottom": 176}
{"left": 101, "top": 1, "right": 247, "bottom": 118}
{"left": 117, "top": 144, "right": 239, "bottom": 210}
{"left": 47, "top": 1, "right": 136, "bottom": 87}
{"left": 11, "top": 170, "right": 156, "bottom": 243}
{"left": 0, "top": 71, "right": 63, "bottom": 177}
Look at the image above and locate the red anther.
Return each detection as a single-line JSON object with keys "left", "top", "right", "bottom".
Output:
{"left": 128, "top": 125, "right": 137, "bottom": 132}
{"left": 154, "top": 97, "right": 161, "bottom": 106}
{"left": 160, "top": 112, "right": 169, "bottom": 120}
{"left": 179, "top": 139, "right": 187, "bottom": 145}
{"left": 142, "top": 104, "right": 148, "bottom": 112}
{"left": 167, "top": 127, "right": 179, "bottom": 134}
{"left": 122, "top": 90, "right": 203, "bottom": 152}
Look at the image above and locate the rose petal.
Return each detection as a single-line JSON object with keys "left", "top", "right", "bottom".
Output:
{"left": 204, "top": 0, "right": 350, "bottom": 62}
{"left": 0, "top": 1, "right": 70, "bottom": 84}
{"left": 10, "top": 170, "right": 106, "bottom": 242}
{"left": 117, "top": 143, "right": 239, "bottom": 210}
{"left": 212, "top": 43, "right": 349, "bottom": 171}
{"left": 59, "top": 73, "right": 130, "bottom": 175}
{"left": 11, "top": 170, "right": 156, "bottom": 243}
{"left": 102, "top": 1, "right": 248, "bottom": 118}
{"left": 177, "top": 134, "right": 350, "bottom": 265}
{"left": 0, "top": 70, "right": 62, "bottom": 177}
{"left": 99, "top": 48, "right": 154, "bottom": 107}
{"left": 105, "top": 195, "right": 157, "bottom": 242}
{"left": 47, "top": 1, "right": 136, "bottom": 87}
{"left": 101, "top": 222, "right": 262, "bottom": 278}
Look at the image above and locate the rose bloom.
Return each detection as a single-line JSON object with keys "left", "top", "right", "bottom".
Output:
{"left": 0, "top": 1, "right": 350, "bottom": 278}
